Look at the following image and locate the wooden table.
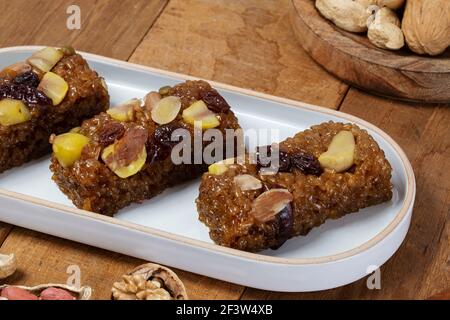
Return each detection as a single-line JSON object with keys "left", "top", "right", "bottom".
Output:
{"left": 0, "top": 0, "right": 448, "bottom": 300}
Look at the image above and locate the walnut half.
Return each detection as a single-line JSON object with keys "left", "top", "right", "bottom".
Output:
{"left": 112, "top": 263, "right": 188, "bottom": 300}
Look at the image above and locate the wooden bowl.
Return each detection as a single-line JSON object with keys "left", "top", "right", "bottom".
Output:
{"left": 290, "top": 0, "right": 450, "bottom": 103}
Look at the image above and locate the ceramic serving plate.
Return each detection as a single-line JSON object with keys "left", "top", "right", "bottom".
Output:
{"left": 0, "top": 46, "right": 415, "bottom": 292}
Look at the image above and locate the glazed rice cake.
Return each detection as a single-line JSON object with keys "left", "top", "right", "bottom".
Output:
{"left": 197, "top": 122, "right": 393, "bottom": 252}
{"left": 0, "top": 46, "right": 109, "bottom": 173}
{"left": 50, "top": 80, "right": 240, "bottom": 216}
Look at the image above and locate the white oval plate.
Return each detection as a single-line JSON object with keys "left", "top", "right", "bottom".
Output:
{"left": 0, "top": 46, "right": 415, "bottom": 292}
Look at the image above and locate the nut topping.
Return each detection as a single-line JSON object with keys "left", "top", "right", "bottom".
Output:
{"left": 208, "top": 158, "right": 236, "bottom": 175}
{"left": 107, "top": 99, "right": 140, "bottom": 122}
{"left": 112, "top": 263, "right": 188, "bottom": 300}
{"left": 0, "top": 99, "right": 32, "bottom": 126}
{"left": 37, "top": 71, "right": 69, "bottom": 105}
{"left": 52, "top": 132, "right": 90, "bottom": 168}
{"left": 158, "top": 85, "right": 171, "bottom": 97}
{"left": 0, "top": 62, "right": 32, "bottom": 80}
{"left": 144, "top": 91, "right": 161, "bottom": 111}
{"left": 234, "top": 174, "right": 262, "bottom": 191}
{"left": 250, "top": 189, "right": 293, "bottom": 223}
{"left": 182, "top": 100, "right": 220, "bottom": 129}
{"left": 0, "top": 253, "right": 17, "bottom": 279}
{"left": 151, "top": 96, "right": 181, "bottom": 125}
{"left": 318, "top": 130, "right": 355, "bottom": 172}
{"left": 102, "top": 127, "right": 148, "bottom": 178}
{"left": 27, "top": 47, "right": 64, "bottom": 73}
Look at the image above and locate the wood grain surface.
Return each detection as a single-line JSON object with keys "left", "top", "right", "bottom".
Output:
{"left": 291, "top": 0, "right": 450, "bottom": 103}
{"left": 0, "top": 0, "right": 449, "bottom": 300}
{"left": 0, "top": 0, "right": 168, "bottom": 60}
{"left": 129, "top": 0, "right": 348, "bottom": 109}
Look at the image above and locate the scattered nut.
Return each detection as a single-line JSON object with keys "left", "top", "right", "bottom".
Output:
{"left": 402, "top": 0, "right": 450, "bottom": 56}
{"left": 182, "top": 100, "right": 220, "bottom": 129}
{"left": 1, "top": 287, "right": 38, "bottom": 300}
{"left": 37, "top": 71, "right": 69, "bottom": 105}
{"left": 0, "top": 99, "right": 31, "bottom": 126}
{"left": 112, "top": 263, "right": 188, "bottom": 300}
{"left": 40, "top": 287, "right": 76, "bottom": 300}
{"left": 144, "top": 91, "right": 161, "bottom": 111}
{"left": 318, "top": 130, "right": 356, "bottom": 172}
{"left": 234, "top": 174, "right": 262, "bottom": 191}
{"left": 52, "top": 132, "right": 90, "bottom": 168}
{"left": 0, "top": 62, "right": 32, "bottom": 80}
{"left": 208, "top": 158, "right": 236, "bottom": 175}
{"left": 250, "top": 189, "right": 293, "bottom": 223}
{"left": 158, "top": 85, "right": 172, "bottom": 97}
{"left": 0, "top": 284, "right": 91, "bottom": 300}
{"left": 316, "top": 0, "right": 372, "bottom": 33}
{"left": 376, "top": 0, "right": 404, "bottom": 10}
{"left": 151, "top": 96, "right": 181, "bottom": 125}
{"left": 367, "top": 6, "right": 404, "bottom": 50}
{"left": 27, "top": 47, "right": 64, "bottom": 73}
{"left": 59, "top": 46, "right": 76, "bottom": 56}
{"left": 101, "top": 127, "right": 148, "bottom": 178}
{"left": 107, "top": 98, "right": 140, "bottom": 122}
{"left": 0, "top": 253, "right": 17, "bottom": 279}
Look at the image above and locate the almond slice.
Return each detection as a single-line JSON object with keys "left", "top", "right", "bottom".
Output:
{"left": 27, "top": 47, "right": 64, "bottom": 73}
{"left": 0, "top": 62, "right": 32, "bottom": 79}
{"left": 250, "top": 189, "right": 293, "bottom": 223}
{"left": 107, "top": 99, "right": 140, "bottom": 122}
{"left": 38, "top": 72, "right": 69, "bottom": 105}
{"left": 208, "top": 158, "right": 236, "bottom": 175}
{"left": 151, "top": 96, "right": 181, "bottom": 125}
{"left": 234, "top": 174, "right": 262, "bottom": 191}
{"left": 144, "top": 91, "right": 161, "bottom": 111}
{"left": 182, "top": 100, "right": 220, "bottom": 129}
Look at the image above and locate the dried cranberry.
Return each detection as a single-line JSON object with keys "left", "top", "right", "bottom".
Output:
{"left": 271, "top": 203, "right": 294, "bottom": 250}
{"left": 154, "top": 123, "right": 182, "bottom": 147}
{"left": 256, "top": 145, "right": 291, "bottom": 172}
{"left": 146, "top": 139, "right": 171, "bottom": 163}
{"left": 13, "top": 71, "right": 40, "bottom": 88}
{"left": 147, "top": 123, "right": 184, "bottom": 163}
{"left": 200, "top": 89, "right": 230, "bottom": 113}
{"left": 290, "top": 151, "right": 323, "bottom": 176}
{"left": 98, "top": 122, "right": 125, "bottom": 146}
{"left": 0, "top": 84, "right": 51, "bottom": 106}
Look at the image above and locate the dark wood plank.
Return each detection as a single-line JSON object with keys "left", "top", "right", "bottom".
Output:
{"left": 129, "top": 0, "right": 348, "bottom": 109}
{"left": 0, "top": 0, "right": 168, "bottom": 60}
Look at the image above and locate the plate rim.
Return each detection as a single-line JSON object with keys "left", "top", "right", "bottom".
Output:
{"left": 0, "top": 45, "right": 416, "bottom": 266}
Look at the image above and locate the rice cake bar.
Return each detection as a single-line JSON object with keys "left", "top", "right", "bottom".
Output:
{"left": 196, "top": 122, "right": 393, "bottom": 252}
{"left": 0, "top": 46, "right": 109, "bottom": 173}
{"left": 50, "top": 80, "right": 240, "bottom": 216}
